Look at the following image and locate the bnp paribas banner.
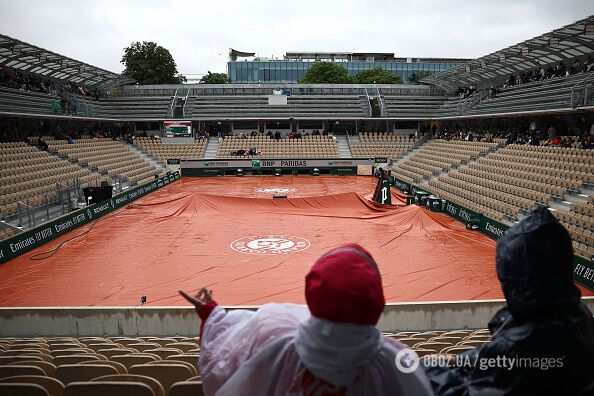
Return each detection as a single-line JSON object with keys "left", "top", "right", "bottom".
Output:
{"left": 0, "top": 172, "right": 180, "bottom": 265}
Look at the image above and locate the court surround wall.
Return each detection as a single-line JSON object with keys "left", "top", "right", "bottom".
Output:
{"left": 393, "top": 177, "right": 594, "bottom": 291}
{"left": 0, "top": 172, "right": 181, "bottom": 265}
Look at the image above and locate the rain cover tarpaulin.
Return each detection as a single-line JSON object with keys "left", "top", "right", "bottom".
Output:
{"left": 2, "top": 176, "right": 586, "bottom": 307}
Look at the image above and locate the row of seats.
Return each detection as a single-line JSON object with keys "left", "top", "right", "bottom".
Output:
{"left": 0, "top": 336, "right": 202, "bottom": 396}
{"left": 216, "top": 136, "right": 339, "bottom": 159}
{"left": 0, "top": 330, "right": 490, "bottom": 395}
{"left": 47, "top": 139, "right": 164, "bottom": 185}
{"left": 349, "top": 144, "right": 412, "bottom": 158}
{"left": 0, "top": 142, "right": 105, "bottom": 220}
{"left": 393, "top": 140, "right": 498, "bottom": 183}
{"left": 358, "top": 132, "right": 414, "bottom": 143}
{"left": 135, "top": 138, "right": 207, "bottom": 161}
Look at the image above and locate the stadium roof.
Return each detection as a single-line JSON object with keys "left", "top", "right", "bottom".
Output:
{"left": 0, "top": 33, "right": 134, "bottom": 89}
{"left": 423, "top": 15, "right": 594, "bottom": 92}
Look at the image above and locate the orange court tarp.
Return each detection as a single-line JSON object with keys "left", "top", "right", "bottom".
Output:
{"left": 0, "top": 176, "right": 588, "bottom": 307}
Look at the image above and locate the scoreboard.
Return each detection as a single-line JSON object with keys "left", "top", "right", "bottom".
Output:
{"left": 164, "top": 120, "right": 192, "bottom": 138}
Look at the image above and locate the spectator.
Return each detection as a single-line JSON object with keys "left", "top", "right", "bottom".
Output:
{"left": 274, "top": 131, "right": 281, "bottom": 140}
{"left": 71, "top": 98, "right": 78, "bottom": 115}
{"left": 37, "top": 137, "right": 48, "bottom": 151}
{"left": 51, "top": 99, "right": 60, "bottom": 114}
{"left": 66, "top": 136, "right": 74, "bottom": 144}
{"left": 59, "top": 98, "right": 66, "bottom": 114}
{"left": 250, "top": 130, "right": 258, "bottom": 137}
{"left": 179, "top": 244, "right": 433, "bottom": 396}
{"left": 266, "top": 131, "right": 273, "bottom": 139}
{"left": 423, "top": 207, "right": 594, "bottom": 395}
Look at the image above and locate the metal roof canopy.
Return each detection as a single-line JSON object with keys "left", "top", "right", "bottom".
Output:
{"left": 422, "top": 15, "right": 594, "bottom": 93}
{"left": 0, "top": 33, "right": 134, "bottom": 89}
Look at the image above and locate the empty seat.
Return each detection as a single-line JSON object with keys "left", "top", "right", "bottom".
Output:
{"left": 64, "top": 381, "right": 155, "bottom": 396}
{"left": 0, "top": 375, "right": 64, "bottom": 396}
{"left": 56, "top": 364, "right": 119, "bottom": 385}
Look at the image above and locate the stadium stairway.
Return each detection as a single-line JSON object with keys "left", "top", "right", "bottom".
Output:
{"left": 336, "top": 135, "right": 352, "bottom": 158}
{"left": 123, "top": 142, "right": 169, "bottom": 175}
{"left": 204, "top": 139, "right": 219, "bottom": 159}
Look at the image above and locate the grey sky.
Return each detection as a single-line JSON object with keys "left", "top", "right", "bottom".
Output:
{"left": 0, "top": 0, "right": 593, "bottom": 76}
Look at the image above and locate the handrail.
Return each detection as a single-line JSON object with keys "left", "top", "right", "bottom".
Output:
{"left": 375, "top": 86, "right": 386, "bottom": 117}
{"left": 168, "top": 88, "right": 179, "bottom": 117}
{"left": 363, "top": 88, "right": 372, "bottom": 117}
{"left": 182, "top": 88, "right": 190, "bottom": 117}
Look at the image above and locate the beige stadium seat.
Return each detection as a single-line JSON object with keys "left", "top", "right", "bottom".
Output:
{"left": 0, "top": 375, "right": 64, "bottom": 396}
{"left": 163, "top": 344, "right": 196, "bottom": 353}
{"left": 145, "top": 360, "right": 197, "bottom": 377}
{"left": 440, "top": 345, "right": 476, "bottom": 354}
{"left": 129, "top": 364, "right": 194, "bottom": 395}
{"left": 168, "top": 381, "right": 205, "bottom": 396}
{"left": 54, "top": 355, "right": 102, "bottom": 366}
{"left": 64, "top": 381, "right": 155, "bottom": 396}
{"left": 164, "top": 355, "right": 199, "bottom": 367}
{"left": 0, "top": 356, "right": 45, "bottom": 365}
{"left": 78, "top": 360, "right": 127, "bottom": 375}
{"left": 394, "top": 338, "right": 426, "bottom": 347}
{"left": 8, "top": 361, "right": 57, "bottom": 377}
{"left": 56, "top": 364, "right": 119, "bottom": 385}
{"left": 144, "top": 349, "right": 183, "bottom": 360}
{"left": 97, "top": 348, "right": 139, "bottom": 359}
{"left": 111, "top": 355, "right": 160, "bottom": 370}
{"left": 0, "top": 365, "right": 47, "bottom": 378}
{"left": 0, "top": 383, "right": 50, "bottom": 396}
{"left": 411, "top": 348, "right": 436, "bottom": 358}
{"left": 92, "top": 374, "right": 164, "bottom": 396}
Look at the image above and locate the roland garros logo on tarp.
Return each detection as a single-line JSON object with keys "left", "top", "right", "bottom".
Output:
{"left": 231, "top": 235, "right": 310, "bottom": 255}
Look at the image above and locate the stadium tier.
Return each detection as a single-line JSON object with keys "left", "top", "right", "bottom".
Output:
{"left": 216, "top": 134, "right": 339, "bottom": 158}
{"left": 0, "top": 330, "right": 493, "bottom": 395}
{"left": 135, "top": 137, "right": 207, "bottom": 161}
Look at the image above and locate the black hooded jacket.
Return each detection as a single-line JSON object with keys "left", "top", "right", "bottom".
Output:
{"left": 423, "top": 207, "right": 594, "bottom": 395}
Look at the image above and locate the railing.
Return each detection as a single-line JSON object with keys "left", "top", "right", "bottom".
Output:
{"left": 363, "top": 88, "right": 372, "bottom": 117}
{"left": 168, "top": 88, "right": 178, "bottom": 118}
{"left": 375, "top": 86, "right": 386, "bottom": 117}
{"left": 182, "top": 88, "right": 191, "bottom": 117}
{"left": 570, "top": 73, "right": 594, "bottom": 108}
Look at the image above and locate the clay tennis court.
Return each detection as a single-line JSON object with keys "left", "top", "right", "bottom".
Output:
{"left": 1, "top": 176, "right": 588, "bottom": 307}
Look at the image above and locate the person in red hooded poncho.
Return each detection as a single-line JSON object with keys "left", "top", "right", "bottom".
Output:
{"left": 180, "top": 243, "right": 433, "bottom": 396}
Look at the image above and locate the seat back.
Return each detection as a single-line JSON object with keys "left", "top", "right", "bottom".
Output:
{"left": 56, "top": 364, "right": 118, "bottom": 385}
{"left": 0, "top": 383, "right": 50, "bottom": 396}
{"left": 0, "top": 365, "right": 47, "bottom": 378}
{"left": 91, "top": 374, "right": 164, "bottom": 396}
{"left": 64, "top": 381, "right": 155, "bottom": 396}
{"left": 129, "top": 364, "right": 193, "bottom": 395}
{"left": 8, "top": 361, "right": 57, "bottom": 377}
{"left": 0, "top": 375, "right": 64, "bottom": 396}
{"left": 168, "top": 381, "right": 205, "bottom": 396}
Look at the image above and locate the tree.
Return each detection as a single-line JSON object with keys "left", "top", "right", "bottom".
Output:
{"left": 410, "top": 70, "right": 433, "bottom": 84}
{"left": 121, "top": 41, "right": 185, "bottom": 85}
{"left": 298, "top": 62, "right": 353, "bottom": 84}
{"left": 200, "top": 71, "right": 230, "bottom": 84}
{"left": 353, "top": 67, "right": 403, "bottom": 84}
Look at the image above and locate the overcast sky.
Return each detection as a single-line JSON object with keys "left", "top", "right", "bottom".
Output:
{"left": 0, "top": 0, "right": 593, "bottom": 76}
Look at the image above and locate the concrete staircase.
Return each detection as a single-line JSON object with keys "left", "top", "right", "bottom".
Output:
{"left": 124, "top": 141, "right": 168, "bottom": 174}
{"left": 204, "top": 138, "right": 219, "bottom": 159}
{"left": 336, "top": 135, "right": 352, "bottom": 158}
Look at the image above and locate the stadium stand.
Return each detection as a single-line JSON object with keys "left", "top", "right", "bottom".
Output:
{"left": 0, "top": 330, "right": 491, "bottom": 394}
{"left": 383, "top": 95, "right": 449, "bottom": 118}
{"left": 216, "top": 134, "right": 339, "bottom": 159}
{"left": 46, "top": 138, "right": 167, "bottom": 186}
{"left": 349, "top": 132, "right": 414, "bottom": 158}
{"left": 135, "top": 137, "right": 207, "bottom": 161}
{"left": 190, "top": 95, "right": 369, "bottom": 119}
{"left": 392, "top": 139, "right": 500, "bottom": 184}
{"left": 0, "top": 141, "right": 106, "bottom": 221}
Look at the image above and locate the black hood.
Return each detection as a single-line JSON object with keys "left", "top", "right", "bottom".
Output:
{"left": 495, "top": 206, "right": 581, "bottom": 320}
